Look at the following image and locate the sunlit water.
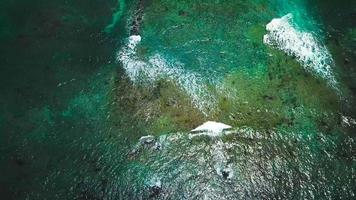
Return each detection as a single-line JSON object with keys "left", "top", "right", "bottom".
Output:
{"left": 0, "top": 0, "right": 355, "bottom": 199}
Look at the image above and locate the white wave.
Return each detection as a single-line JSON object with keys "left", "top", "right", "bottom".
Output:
{"left": 117, "top": 35, "right": 215, "bottom": 114}
{"left": 127, "top": 35, "right": 141, "bottom": 49}
{"left": 190, "top": 121, "right": 232, "bottom": 138}
{"left": 263, "top": 14, "right": 338, "bottom": 89}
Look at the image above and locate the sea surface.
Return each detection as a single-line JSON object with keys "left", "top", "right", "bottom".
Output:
{"left": 0, "top": 0, "right": 355, "bottom": 199}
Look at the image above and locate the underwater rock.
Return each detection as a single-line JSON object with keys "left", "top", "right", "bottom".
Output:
{"left": 178, "top": 10, "right": 188, "bottom": 16}
{"left": 130, "top": 0, "right": 145, "bottom": 35}
{"left": 220, "top": 166, "right": 234, "bottom": 180}
{"left": 148, "top": 177, "right": 162, "bottom": 198}
{"left": 344, "top": 58, "right": 350, "bottom": 65}
{"left": 149, "top": 185, "right": 161, "bottom": 198}
{"left": 262, "top": 95, "right": 274, "bottom": 101}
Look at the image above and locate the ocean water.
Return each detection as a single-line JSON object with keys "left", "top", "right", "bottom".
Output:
{"left": 0, "top": 0, "right": 355, "bottom": 199}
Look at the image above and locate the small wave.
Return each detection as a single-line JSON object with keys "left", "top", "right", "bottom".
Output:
{"left": 263, "top": 14, "right": 338, "bottom": 90}
{"left": 117, "top": 35, "right": 215, "bottom": 114}
{"left": 190, "top": 121, "right": 232, "bottom": 138}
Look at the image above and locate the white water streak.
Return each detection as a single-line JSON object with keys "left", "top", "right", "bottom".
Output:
{"left": 264, "top": 14, "right": 338, "bottom": 90}
{"left": 118, "top": 35, "right": 215, "bottom": 114}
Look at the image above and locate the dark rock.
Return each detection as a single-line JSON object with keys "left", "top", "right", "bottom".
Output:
{"left": 262, "top": 95, "right": 274, "bottom": 101}
{"left": 129, "top": 0, "right": 145, "bottom": 35}
{"left": 153, "top": 142, "right": 162, "bottom": 150}
{"left": 344, "top": 58, "right": 350, "bottom": 65}
{"left": 178, "top": 10, "right": 188, "bottom": 16}
{"left": 149, "top": 185, "right": 162, "bottom": 198}
{"left": 222, "top": 170, "right": 230, "bottom": 179}
{"left": 15, "top": 158, "right": 25, "bottom": 166}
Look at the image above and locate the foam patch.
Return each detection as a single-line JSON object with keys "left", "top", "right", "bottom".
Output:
{"left": 117, "top": 35, "right": 216, "bottom": 114}
{"left": 264, "top": 14, "right": 338, "bottom": 90}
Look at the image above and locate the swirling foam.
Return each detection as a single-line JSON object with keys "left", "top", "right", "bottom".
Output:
{"left": 117, "top": 35, "right": 215, "bottom": 114}
{"left": 263, "top": 14, "right": 338, "bottom": 90}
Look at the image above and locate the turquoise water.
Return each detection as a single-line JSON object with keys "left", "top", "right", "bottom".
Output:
{"left": 0, "top": 0, "right": 355, "bottom": 199}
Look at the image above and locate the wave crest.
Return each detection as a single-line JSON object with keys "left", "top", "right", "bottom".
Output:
{"left": 117, "top": 35, "right": 215, "bottom": 114}
{"left": 263, "top": 14, "right": 338, "bottom": 90}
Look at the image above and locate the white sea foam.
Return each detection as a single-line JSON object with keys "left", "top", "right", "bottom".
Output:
{"left": 263, "top": 14, "right": 338, "bottom": 89}
{"left": 127, "top": 35, "right": 141, "bottom": 49}
{"left": 118, "top": 35, "right": 215, "bottom": 114}
{"left": 190, "top": 121, "right": 232, "bottom": 138}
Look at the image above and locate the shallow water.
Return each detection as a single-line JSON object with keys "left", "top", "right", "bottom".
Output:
{"left": 0, "top": 0, "right": 355, "bottom": 199}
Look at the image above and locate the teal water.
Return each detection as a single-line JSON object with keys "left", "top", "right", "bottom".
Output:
{"left": 0, "top": 0, "right": 355, "bottom": 199}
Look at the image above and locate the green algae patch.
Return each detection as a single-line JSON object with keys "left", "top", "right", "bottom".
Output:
{"left": 111, "top": 45, "right": 342, "bottom": 137}
{"left": 245, "top": 23, "right": 266, "bottom": 44}
{"left": 153, "top": 80, "right": 208, "bottom": 132}
{"left": 110, "top": 71, "right": 207, "bottom": 138}
{"left": 214, "top": 69, "right": 284, "bottom": 130}
{"left": 149, "top": 115, "right": 177, "bottom": 135}
{"left": 266, "top": 49, "right": 340, "bottom": 111}
{"left": 208, "top": 46, "right": 341, "bottom": 132}
{"left": 264, "top": 49, "right": 342, "bottom": 134}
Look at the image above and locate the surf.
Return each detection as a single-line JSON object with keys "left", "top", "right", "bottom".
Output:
{"left": 263, "top": 13, "right": 339, "bottom": 91}
{"left": 117, "top": 35, "right": 216, "bottom": 114}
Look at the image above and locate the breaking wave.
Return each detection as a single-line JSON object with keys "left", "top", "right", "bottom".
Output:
{"left": 117, "top": 35, "right": 216, "bottom": 114}
{"left": 263, "top": 14, "right": 338, "bottom": 90}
